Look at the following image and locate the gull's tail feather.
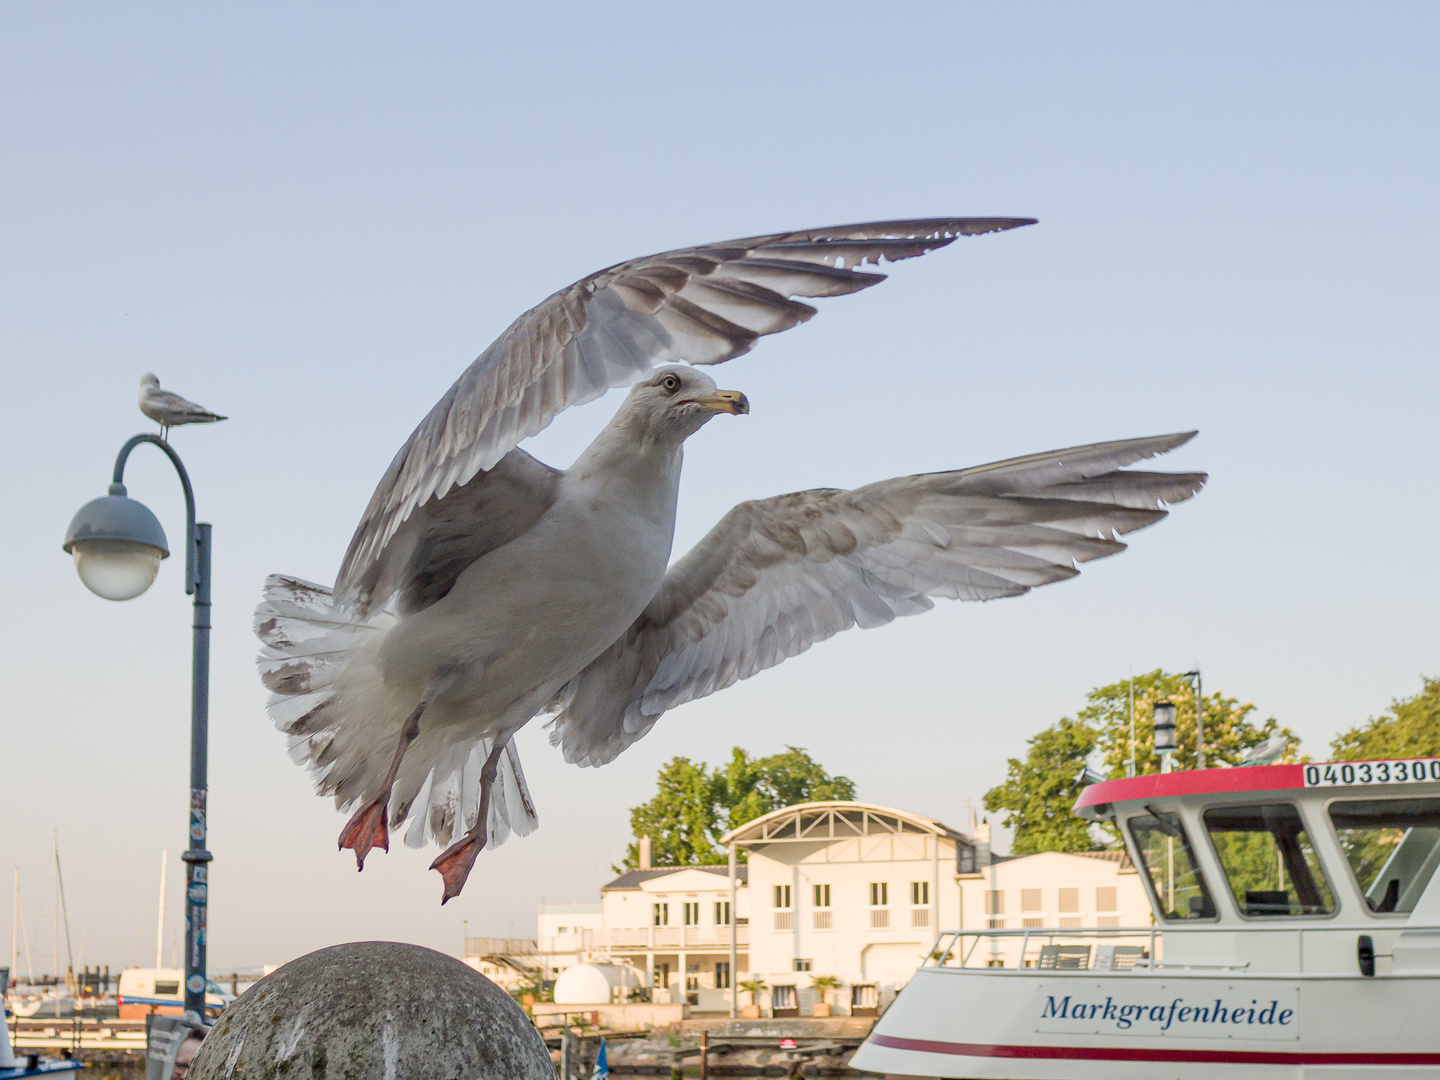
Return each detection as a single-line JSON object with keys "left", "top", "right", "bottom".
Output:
{"left": 254, "top": 573, "right": 537, "bottom": 853}
{"left": 401, "top": 738, "right": 538, "bottom": 851}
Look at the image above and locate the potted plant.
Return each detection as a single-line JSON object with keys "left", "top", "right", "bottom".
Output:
{"left": 738, "top": 977, "right": 767, "bottom": 1019}
{"left": 809, "top": 974, "right": 842, "bottom": 1017}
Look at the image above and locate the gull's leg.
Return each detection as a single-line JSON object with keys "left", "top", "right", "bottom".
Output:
{"left": 338, "top": 698, "right": 426, "bottom": 870}
{"left": 430, "top": 741, "right": 507, "bottom": 904}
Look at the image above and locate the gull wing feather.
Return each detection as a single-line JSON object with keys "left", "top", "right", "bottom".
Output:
{"left": 547, "top": 433, "right": 1205, "bottom": 767}
{"left": 334, "top": 217, "right": 1036, "bottom": 607}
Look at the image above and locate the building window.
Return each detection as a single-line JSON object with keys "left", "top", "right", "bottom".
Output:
{"left": 793, "top": 958, "right": 812, "bottom": 972}
{"left": 986, "top": 918, "right": 1005, "bottom": 929}
{"left": 715, "top": 962, "right": 730, "bottom": 989}
{"left": 1096, "top": 886, "right": 1118, "bottom": 912}
{"left": 1098, "top": 915, "right": 1120, "bottom": 927}
{"left": 984, "top": 890, "right": 1004, "bottom": 915}
{"left": 653, "top": 902, "right": 669, "bottom": 927}
{"left": 1059, "top": 917, "right": 1081, "bottom": 928}
{"left": 869, "top": 908, "right": 890, "bottom": 929}
{"left": 655, "top": 962, "right": 670, "bottom": 988}
{"left": 1020, "top": 889, "right": 1041, "bottom": 913}
{"left": 1058, "top": 888, "right": 1080, "bottom": 914}
{"left": 1022, "top": 917, "right": 1043, "bottom": 928}
{"left": 774, "top": 884, "right": 792, "bottom": 909}
{"left": 813, "top": 883, "right": 831, "bottom": 908}
{"left": 869, "top": 882, "right": 889, "bottom": 907}
{"left": 557, "top": 926, "right": 569, "bottom": 935}
{"left": 683, "top": 902, "right": 700, "bottom": 926}
{"left": 911, "top": 881, "right": 929, "bottom": 906}
{"left": 715, "top": 901, "right": 731, "bottom": 925}
{"left": 773, "top": 911, "right": 793, "bottom": 931}
{"left": 910, "top": 908, "right": 930, "bottom": 928}
{"left": 812, "top": 910, "right": 833, "bottom": 930}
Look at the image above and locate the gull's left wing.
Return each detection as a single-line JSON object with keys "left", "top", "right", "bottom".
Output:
{"left": 547, "top": 433, "right": 1205, "bottom": 767}
{"left": 334, "top": 217, "right": 1036, "bottom": 610}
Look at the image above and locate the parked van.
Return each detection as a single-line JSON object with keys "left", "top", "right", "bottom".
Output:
{"left": 117, "top": 968, "right": 233, "bottom": 1019}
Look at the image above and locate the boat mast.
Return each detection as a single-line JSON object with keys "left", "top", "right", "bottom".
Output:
{"left": 156, "top": 849, "right": 167, "bottom": 970}
{"left": 10, "top": 867, "right": 16, "bottom": 985}
{"left": 53, "top": 831, "right": 75, "bottom": 999}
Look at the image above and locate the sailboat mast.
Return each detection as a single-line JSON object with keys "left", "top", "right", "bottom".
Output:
{"left": 10, "top": 867, "right": 17, "bottom": 982}
{"left": 53, "top": 832, "right": 75, "bottom": 993}
{"left": 156, "top": 850, "right": 167, "bottom": 970}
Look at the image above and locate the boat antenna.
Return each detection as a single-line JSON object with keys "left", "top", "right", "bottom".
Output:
{"left": 1127, "top": 667, "right": 1136, "bottom": 777}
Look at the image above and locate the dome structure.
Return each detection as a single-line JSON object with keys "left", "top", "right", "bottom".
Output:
{"left": 552, "top": 963, "right": 641, "bottom": 1005}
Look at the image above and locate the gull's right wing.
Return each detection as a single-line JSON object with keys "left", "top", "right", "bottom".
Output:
{"left": 548, "top": 433, "right": 1206, "bottom": 767}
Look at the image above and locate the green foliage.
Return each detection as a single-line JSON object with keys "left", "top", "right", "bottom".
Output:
{"left": 1330, "top": 676, "right": 1440, "bottom": 760}
{"left": 985, "top": 670, "right": 1300, "bottom": 854}
{"left": 809, "top": 974, "right": 842, "bottom": 1003}
{"left": 1080, "top": 670, "right": 1300, "bottom": 775}
{"left": 738, "top": 976, "right": 767, "bottom": 1005}
{"left": 617, "top": 746, "right": 855, "bottom": 871}
{"left": 983, "top": 717, "right": 1101, "bottom": 854}
{"left": 716, "top": 746, "right": 857, "bottom": 830}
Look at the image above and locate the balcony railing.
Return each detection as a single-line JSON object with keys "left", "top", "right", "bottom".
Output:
{"left": 547, "top": 925, "right": 751, "bottom": 952}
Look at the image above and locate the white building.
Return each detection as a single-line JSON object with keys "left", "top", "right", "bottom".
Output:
{"left": 482, "top": 800, "right": 1150, "bottom": 1016}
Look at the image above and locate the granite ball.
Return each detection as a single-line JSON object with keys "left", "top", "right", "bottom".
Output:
{"left": 190, "top": 941, "right": 551, "bottom": 1080}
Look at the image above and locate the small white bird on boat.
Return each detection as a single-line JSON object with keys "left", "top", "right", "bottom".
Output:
{"left": 254, "top": 218, "right": 1207, "bottom": 903}
{"left": 138, "top": 373, "right": 227, "bottom": 439}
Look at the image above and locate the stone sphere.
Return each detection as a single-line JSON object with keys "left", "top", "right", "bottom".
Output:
{"left": 190, "top": 941, "right": 552, "bottom": 1080}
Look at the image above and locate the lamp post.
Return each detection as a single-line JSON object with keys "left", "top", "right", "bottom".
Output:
{"left": 63, "top": 434, "right": 212, "bottom": 1023}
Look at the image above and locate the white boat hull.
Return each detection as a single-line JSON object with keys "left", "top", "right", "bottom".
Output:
{"left": 850, "top": 966, "right": 1440, "bottom": 1079}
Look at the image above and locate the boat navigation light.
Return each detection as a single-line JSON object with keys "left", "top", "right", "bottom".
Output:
{"left": 1152, "top": 700, "right": 1178, "bottom": 762}
{"left": 63, "top": 483, "right": 170, "bottom": 601}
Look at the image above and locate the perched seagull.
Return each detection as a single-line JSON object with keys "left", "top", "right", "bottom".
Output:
{"left": 254, "top": 218, "right": 1208, "bottom": 903}
{"left": 138, "top": 373, "right": 227, "bottom": 440}
{"left": 1239, "top": 736, "right": 1290, "bottom": 766}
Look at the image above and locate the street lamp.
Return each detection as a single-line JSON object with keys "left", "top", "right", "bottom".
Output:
{"left": 1152, "top": 700, "right": 1177, "bottom": 773}
{"left": 63, "top": 434, "right": 213, "bottom": 1024}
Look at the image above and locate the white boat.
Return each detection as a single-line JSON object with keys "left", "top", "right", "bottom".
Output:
{"left": 850, "top": 758, "right": 1440, "bottom": 1078}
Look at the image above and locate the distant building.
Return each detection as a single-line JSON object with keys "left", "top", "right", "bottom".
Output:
{"left": 464, "top": 800, "right": 1148, "bottom": 1015}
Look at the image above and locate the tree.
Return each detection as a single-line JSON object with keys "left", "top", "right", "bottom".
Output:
{"left": 1331, "top": 676, "right": 1440, "bottom": 760}
{"left": 1080, "top": 670, "right": 1300, "bottom": 776}
{"left": 619, "top": 756, "right": 726, "bottom": 870}
{"left": 717, "top": 746, "right": 857, "bottom": 830}
{"left": 984, "top": 670, "right": 1300, "bottom": 853}
{"left": 983, "top": 718, "right": 1100, "bottom": 854}
{"left": 617, "top": 746, "right": 856, "bottom": 871}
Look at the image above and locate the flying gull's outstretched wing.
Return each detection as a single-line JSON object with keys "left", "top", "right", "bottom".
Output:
{"left": 547, "top": 433, "right": 1205, "bottom": 767}
{"left": 334, "top": 217, "right": 1036, "bottom": 610}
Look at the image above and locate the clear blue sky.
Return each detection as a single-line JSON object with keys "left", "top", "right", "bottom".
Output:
{"left": 3, "top": 3, "right": 1436, "bottom": 971}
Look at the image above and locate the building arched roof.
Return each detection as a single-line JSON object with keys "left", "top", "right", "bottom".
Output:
{"left": 719, "top": 800, "right": 967, "bottom": 847}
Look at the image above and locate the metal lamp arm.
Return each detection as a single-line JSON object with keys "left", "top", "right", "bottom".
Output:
{"left": 112, "top": 433, "right": 199, "bottom": 594}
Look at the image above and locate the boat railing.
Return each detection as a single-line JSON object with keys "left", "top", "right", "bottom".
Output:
{"left": 922, "top": 921, "right": 1440, "bottom": 973}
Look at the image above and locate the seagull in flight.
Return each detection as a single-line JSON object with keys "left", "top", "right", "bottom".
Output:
{"left": 254, "top": 217, "right": 1207, "bottom": 902}
{"left": 138, "top": 374, "right": 227, "bottom": 440}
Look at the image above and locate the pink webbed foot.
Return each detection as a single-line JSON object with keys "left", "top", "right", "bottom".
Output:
{"left": 430, "top": 833, "right": 485, "bottom": 904}
{"left": 338, "top": 795, "right": 389, "bottom": 870}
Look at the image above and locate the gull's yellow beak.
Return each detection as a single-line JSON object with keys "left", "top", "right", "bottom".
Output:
{"left": 693, "top": 390, "right": 750, "bottom": 416}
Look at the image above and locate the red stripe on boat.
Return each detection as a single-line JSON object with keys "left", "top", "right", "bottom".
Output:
{"left": 867, "top": 1033, "right": 1440, "bottom": 1066}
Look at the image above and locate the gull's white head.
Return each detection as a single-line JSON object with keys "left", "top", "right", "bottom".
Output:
{"left": 617, "top": 365, "right": 749, "bottom": 445}
{"left": 140, "top": 373, "right": 160, "bottom": 391}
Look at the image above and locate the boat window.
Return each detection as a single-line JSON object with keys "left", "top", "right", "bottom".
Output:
{"left": 1203, "top": 804, "right": 1335, "bottom": 917}
{"left": 1127, "top": 810, "right": 1216, "bottom": 920}
{"left": 1328, "top": 798, "right": 1440, "bottom": 914}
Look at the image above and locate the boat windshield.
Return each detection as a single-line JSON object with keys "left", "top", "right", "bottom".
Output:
{"left": 1203, "top": 804, "right": 1335, "bottom": 917}
{"left": 1329, "top": 797, "right": 1440, "bottom": 914}
{"left": 1127, "top": 809, "right": 1216, "bottom": 920}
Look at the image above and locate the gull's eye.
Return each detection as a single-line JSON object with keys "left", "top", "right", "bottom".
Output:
{"left": 661, "top": 373, "right": 680, "bottom": 392}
